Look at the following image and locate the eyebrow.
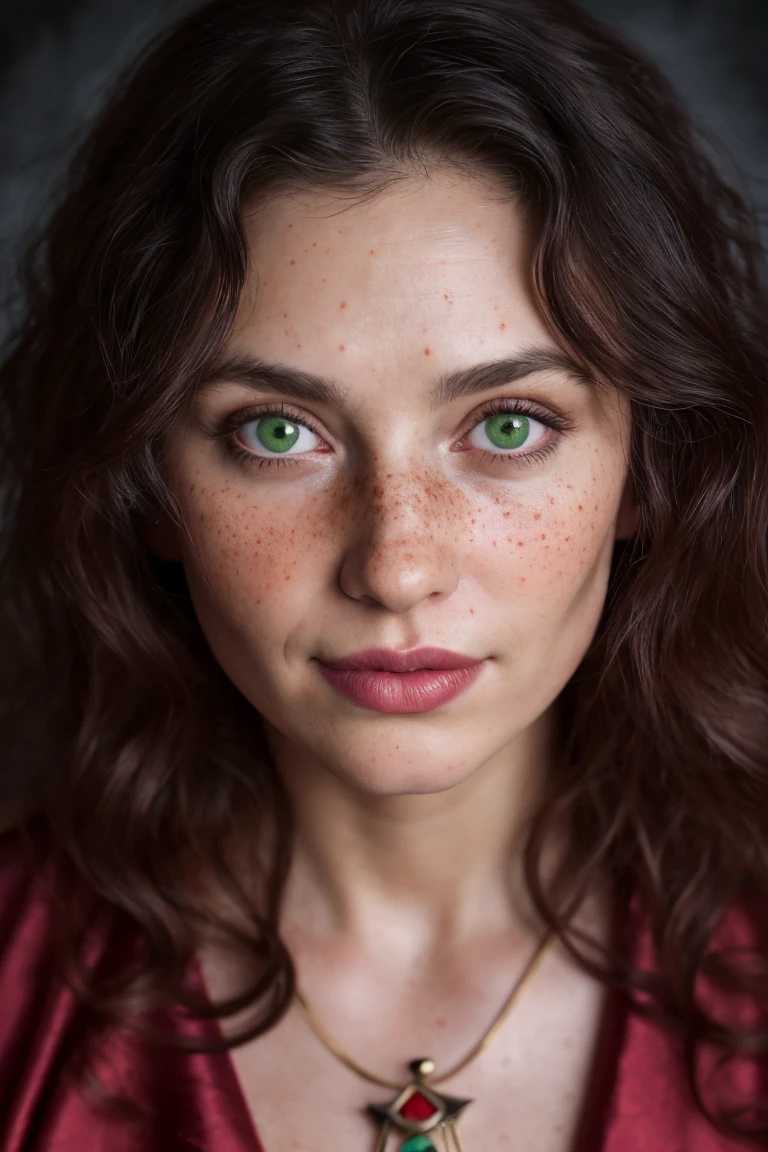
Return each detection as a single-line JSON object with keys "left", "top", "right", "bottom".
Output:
{"left": 198, "top": 345, "right": 593, "bottom": 409}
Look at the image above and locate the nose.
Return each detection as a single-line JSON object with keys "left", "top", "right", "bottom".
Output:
{"left": 337, "top": 463, "right": 460, "bottom": 613}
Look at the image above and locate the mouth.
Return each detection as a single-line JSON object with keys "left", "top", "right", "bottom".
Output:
{"left": 317, "top": 646, "right": 484, "bottom": 673}
{"left": 313, "top": 647, "right": 487, "bottom": 714}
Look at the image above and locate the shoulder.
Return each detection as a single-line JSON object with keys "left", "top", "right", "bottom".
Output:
{"left": 603, "top": 885, "right": 768, "bottom": 1150}
{"left": 0, "top": 815, "right": 74, "bottom": 951}
{"left": 0, "top": 812, "right": 102, "bottom": 931}
{"left": 0, "top": 816, "right": 82, "bottom": 1005}
{"left": 0, "top": 815, "right": 111, "bottom": 1049}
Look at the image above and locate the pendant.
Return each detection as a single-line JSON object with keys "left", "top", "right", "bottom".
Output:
{"left": 368, "top": 1058, "right": 472, "bottom": 1152}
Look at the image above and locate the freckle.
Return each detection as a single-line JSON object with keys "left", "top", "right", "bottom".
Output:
{"left": 339, "top": 344, "right": 345, "bottom": 351}
{"left": 565, "top": 536, "right": 570, "bottom": 541}
{"left": 578, "top": 504, "right": 583, "bottom": 510}
{"left": 290, "top": 259, "right": 295, "bottom": 265}
{"left": 444, "top": 293, "right": 450, "bottom": 300}
{"left": 499, "top": 323, "right": 506, "bottom": 330}
{"left": 424, "top": 347, "right": 431, "bottom": 356}
{"left": 370, "top": 249, "right": 375, "bottom": 255}
{"left": 340, "top": 300, "right": 347, "bottom": 309}
{"left": 324, "top": 249, "right": 330, "bottom": 254}
{"left": 312, "top": 241, "right": 317, "bottom": 246}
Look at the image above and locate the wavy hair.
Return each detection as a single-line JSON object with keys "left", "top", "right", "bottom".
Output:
{"left": 2, "top": 0, "right": 768, "bottom": 1140}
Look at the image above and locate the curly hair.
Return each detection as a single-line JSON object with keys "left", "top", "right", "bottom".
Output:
{"left": 1, "top": 0, "right": 768, "bottom": 1140}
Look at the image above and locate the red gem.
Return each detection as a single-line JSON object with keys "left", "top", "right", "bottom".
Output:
{"left": 400, "top": 1091, "right": 438, "bottom": 1121}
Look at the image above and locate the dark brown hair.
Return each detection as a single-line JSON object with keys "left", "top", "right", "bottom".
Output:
{"left": 2, "top": 0, "right": 768, "bottom": 1140}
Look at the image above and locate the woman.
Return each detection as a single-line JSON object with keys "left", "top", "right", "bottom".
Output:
{"left": 1, "top": 0, "right": 767, "bottom": 1148}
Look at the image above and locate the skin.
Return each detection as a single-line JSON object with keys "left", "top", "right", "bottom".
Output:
{"left": 149, "top": 165, "right": 638, "bottom": 1150}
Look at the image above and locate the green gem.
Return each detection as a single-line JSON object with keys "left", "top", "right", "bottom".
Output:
{"left": 400, "top": 1138, "right": 437, "bottom": 1152}
{"left": 485, "top": 412, "right": 529, "bottom": 449}
{"left": 256, "top": 415, "right": 301, "bottom": 453}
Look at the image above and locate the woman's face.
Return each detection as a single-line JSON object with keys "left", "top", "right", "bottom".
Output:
{"left": 154, "top": 168, "right": 636, "bottom": 795}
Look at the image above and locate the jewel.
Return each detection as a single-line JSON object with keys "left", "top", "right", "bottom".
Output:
{"left": 399, "top": 1138, "right": 437, "bottom": 1152}
{"left": 399, "top": 1091, "right": 439, "bottom": 1121}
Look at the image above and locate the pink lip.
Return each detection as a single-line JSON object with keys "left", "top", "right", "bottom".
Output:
{"left": 314, "top": 647, "right": 486, "bottom": 714}
{"left": 320, "top": 646, "right": 482, "bottom": 672}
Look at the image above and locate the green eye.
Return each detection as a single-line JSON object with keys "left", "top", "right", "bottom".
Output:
{"left": 465, "top": 407, "right": 553, "bottom": 457}
{"left": 255, "top": 415, "right": 301, "bottom": 453}
{"left": 484, "top": 412, "right": 530, "bottom": 450}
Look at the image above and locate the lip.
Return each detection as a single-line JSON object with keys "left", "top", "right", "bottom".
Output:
{"left": 314, "top": 647, "right": 486, "bottom": 714}
{"left": 319, "top": 646, "right": 483, "bottom": 672}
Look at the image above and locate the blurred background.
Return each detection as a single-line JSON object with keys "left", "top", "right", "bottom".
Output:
{"left": 0, "top": 0, "right": 767, "bottom": 333}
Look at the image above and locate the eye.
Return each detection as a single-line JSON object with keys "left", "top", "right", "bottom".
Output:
{"left": 205, "top": 395, "right": 573, "bottom": 472}
{"left": 466, "top": 409, "right": 549, "bottom": 454}
{"left": 237, "top": 410, "right": 322, "bottom": 458}
{"left": 459, "top": 397, "right": 572, "bottom": 465}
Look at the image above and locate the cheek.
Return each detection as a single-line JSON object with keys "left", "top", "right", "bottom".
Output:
{"left": 178, "top": 479, "right": 333, "bottom": 621}
{"left": 175, "top": 454, "right": 621, "bottom": 623}
{"left": 469, "top": 471, "right": 615, "bottom": 600}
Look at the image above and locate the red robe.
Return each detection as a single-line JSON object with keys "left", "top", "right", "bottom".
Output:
{"left": 1, "top": 818, "right": 766, "bottom": 1150}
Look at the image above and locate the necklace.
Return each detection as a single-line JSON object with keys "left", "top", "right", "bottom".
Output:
{"left": 294, "top": 928, "right": 553, "bottom": 1152}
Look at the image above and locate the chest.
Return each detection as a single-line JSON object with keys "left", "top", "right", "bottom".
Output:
{"left": 222, "top": 971, "right": 610, "bottom": 1152}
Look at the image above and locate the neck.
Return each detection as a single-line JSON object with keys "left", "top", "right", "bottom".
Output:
{"left": 267, "top": 705, "right": 564, "bottom": 952}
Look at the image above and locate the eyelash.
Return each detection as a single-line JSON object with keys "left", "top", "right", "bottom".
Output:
{"left": 208, "top": 398, "right": 575, "bottom": 471}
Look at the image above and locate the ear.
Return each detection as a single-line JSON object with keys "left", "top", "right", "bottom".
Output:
{"left": 143, "top": 505, "right": 183, "bottom": 563}
{"left": 614, "top": 471, "right": 639, "bottom": 541}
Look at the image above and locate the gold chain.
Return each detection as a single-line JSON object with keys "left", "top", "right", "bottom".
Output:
{"left": 294, "top": 928, "right": 553, "bottom": 1091}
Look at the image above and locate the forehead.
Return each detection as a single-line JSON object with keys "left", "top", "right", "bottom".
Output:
{"left": 230, "top": 169, "right": 549, "bottom": 355}
{"left": 190, "top": 175, "right": 631, "bottom": 451}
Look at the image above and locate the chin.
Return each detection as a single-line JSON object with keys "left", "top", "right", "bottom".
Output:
{"left": 320, "top": 744, "right": 482, "bottom": 797}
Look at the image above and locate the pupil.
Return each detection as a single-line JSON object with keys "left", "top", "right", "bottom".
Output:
{"left": 255, "top": 416, "right": 301, "bottom": 453}
{"left": 486, "top": 412, "right": 528, "bottom": 449}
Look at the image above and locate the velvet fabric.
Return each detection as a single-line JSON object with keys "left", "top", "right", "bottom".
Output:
{"left": 1, "top": 818, "right": 766, "bottom": 1150}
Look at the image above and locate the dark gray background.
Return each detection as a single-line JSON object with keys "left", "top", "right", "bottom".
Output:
{"left": 1, "top": 0, "right": 766, "bottom": 333}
